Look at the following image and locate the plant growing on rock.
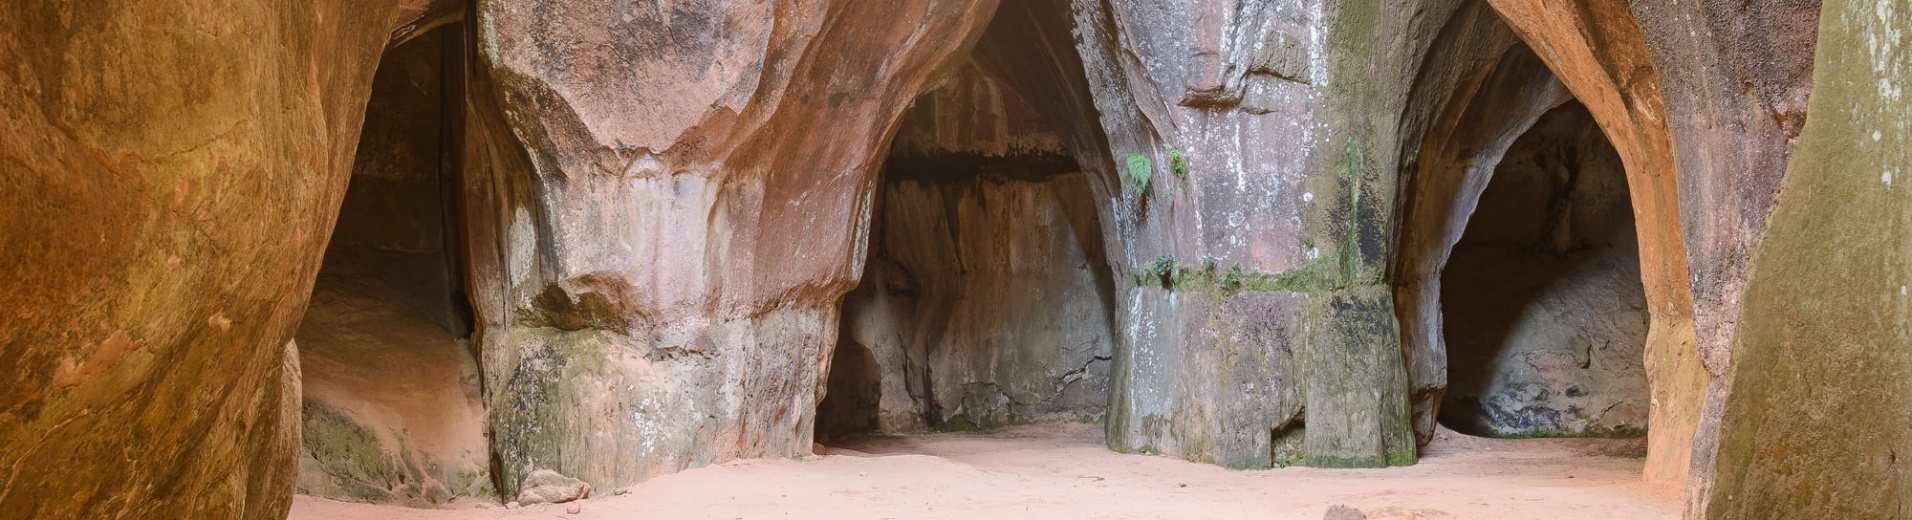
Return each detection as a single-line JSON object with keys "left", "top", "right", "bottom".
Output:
{"left": 1222, "top": 264, "right": 1245, "bottom": 292}
{"left": 1167, "top": 144, "right": 1191, "bottom": 183}
{"left": 1160, "top": 144, "right": 1192, "bottom": 199}
{"left": 1120, "top": 151, "right": 1153, "bottom": 196}
{"left": 1150, "top": 255, "right": 1178, "bottom": 288}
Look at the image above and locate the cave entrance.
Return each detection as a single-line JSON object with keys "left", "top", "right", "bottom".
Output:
{"left": 817, "top": 2, "right": 1119, "bottom": 446}
{"left": 1394, "top": 35, "right": 1660, "bottom": 449}
{"left": 1436, "top": 100, "right": 1650, "bottom": 439}
{"left": 292, "top": 24, "right": 493, "bottom": 505}
{"left": 815, "top": 341, "right": 881, "bottom": 443}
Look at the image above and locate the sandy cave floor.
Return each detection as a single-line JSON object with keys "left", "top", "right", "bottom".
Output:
{"left": 289, "top": 423, "right": 1678, "bottom": 520}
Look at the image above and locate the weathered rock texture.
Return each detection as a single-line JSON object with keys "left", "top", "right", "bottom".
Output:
{"left": 1439, "top": 102, "right": 1649, "bottom": 438}
{"left": 1704, "top": 0, "right": 1909, "bottom": 517}
{"left": 1475, "top": 0, "right": 1820, "bottom": 493}
{"left": 1082, "top": 0, "right": 1424, "bottom": 470}
{"left": 1619, "top": 0, "right": 1820, "bottom": 504}
{"left": 0, "top": 2, "right": 410, "bottom": 519}
{"left": 835, "top": 66, "right": 1116, "bottom": 432}
{"left": 841, "top": 169, "right": 1115, "bottom": 431}
{"left": 462, "top": 0, "right": 1002, "bottom": 497}
{"left": 848, "top": 139, "right": 1116, "bottom": 433}
{"left": 1461, "top": 0, "right": 1705, "bottom": 487}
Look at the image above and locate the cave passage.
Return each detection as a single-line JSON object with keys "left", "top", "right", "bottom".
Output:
{"left": 1437, "top": 101, "right": 1650, "bottom": 439}
{"left": 817, "top": 3, "right": 1120, "bottom": 441}
{"left": 820, "top": 75, "right": 1117, "bottom": 441}
{"left": 292, "top": 25, "right": 494, "bottom": 504}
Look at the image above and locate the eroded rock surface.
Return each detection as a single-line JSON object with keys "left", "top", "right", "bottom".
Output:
{"left": 515, "top": 469, "right": 589, "bottom": 505}
{"left": 0, "top": 2, "right": 409, "bottom": 519}
{"left": 1705, "top": 0, "right": 1910, "bottom": 516}
{"left": 293, "top": 25, "right": 493, "bottom": 506}
{"left": 830, "top": 62, "right": 1115, "bottom": 435}
{"left": 463, "top": 0, "right": 1001, "bottom": 496}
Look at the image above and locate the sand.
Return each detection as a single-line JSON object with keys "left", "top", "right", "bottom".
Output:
{"left": 288, "top": 423, "right": 1679, "bottom": 520}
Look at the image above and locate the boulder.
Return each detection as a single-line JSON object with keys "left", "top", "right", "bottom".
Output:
{"left": 517, "top": 469, "right": 591, "bottom": 505}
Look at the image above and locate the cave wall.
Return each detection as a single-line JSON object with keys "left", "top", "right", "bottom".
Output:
{"left": 0, "top": 2, "right": 421, "bottom": 519}
{"left": 1438, "top": 103, "right": 1649, "bottom": 438}
{"left": 1476, "top": 0, "right": 1823, "bottom": 493}
{"left": 845, "top": 171, "right": 1115, "bottom": 431}
{"left": 1076, "top": 0, "right": 1412, "bottom": 470}
{"left": 839, "top": 62, "right": 1116, "bottom": 433}
{"left": 461, "top": 0, "right": 1003, "bottom": 498}
{"left": 1073, "top": 0, "right": 1595, "bottom": 470}
{"left": 1393, "top": 37, "right": 1570, "bottom": 445}
{"left": 1704, "top": 0, "right": 1911, "bottom": 517}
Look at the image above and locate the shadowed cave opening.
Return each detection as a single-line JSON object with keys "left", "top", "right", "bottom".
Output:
{"left": 817, "top": 3, "right": 1119, "bottom": 444}
{"left": 292, "top": 25, "right": 495, "bottom": 505}
{"left": 818, "top": 80, "right": 1117, "bottom": 443}
{"left": 1437, "top": 101, "right": 1650, "bottom": 439}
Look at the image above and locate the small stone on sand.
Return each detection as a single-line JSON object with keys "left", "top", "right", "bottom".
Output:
{"left": 1324, "top": 504, "right": 1367, "bottom": 520}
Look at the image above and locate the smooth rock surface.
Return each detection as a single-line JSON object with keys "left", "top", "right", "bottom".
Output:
{"left": 1705, "top": 0, "right": 1909, "bottom": 516}
{"left": 0, "top": 2, "right": 408, "bottom": 518}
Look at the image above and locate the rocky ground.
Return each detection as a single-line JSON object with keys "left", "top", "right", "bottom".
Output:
{"left": 289, "top": 423, "right": 1673, "bottom": 520}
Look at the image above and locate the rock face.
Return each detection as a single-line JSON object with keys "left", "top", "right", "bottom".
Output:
{"left": 850, "top": 171, "right": 1115, "bottom": 431}
{"left": 0, "top": 2, "right": 408, "bottom": 519}
{"left": 830, "top": 63, "right": 1116, "bottom": 435}
{"left": 514, "top": 469, "right": 589, "bottom": 505}
{"left": 1473, "top": 0, "right": 1705, "bottom": 487}
{"left": 462, "top": 0, "right": 1001, "bottom": 497}
{"left": 1704, "top": 0, "right": 1910, "bottom": 516}
{"left": 1473, "top": 0, "right": 1824, "bottom": 493}
{"left": 1083, "top": 0, "right": 1422, "bottom": 470}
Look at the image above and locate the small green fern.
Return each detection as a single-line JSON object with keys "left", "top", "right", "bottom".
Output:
{"left": 1167, "top": 145, "right": 1191, "bottom": 181}
{"left": 1160, "top": 144, "right": 1192, "bottom": 199}
{"left": 1121, "top": 151, "right": 1153, "bottom": 195}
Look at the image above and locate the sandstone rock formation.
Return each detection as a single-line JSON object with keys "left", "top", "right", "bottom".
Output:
{"left": 1705, "top": 0, "right": 1910, "bottom": 516}
{"left": 5, "top": 0, "right": 1901, "bottom": 519}
{"left": 835, "top": 63, "right": 1116, "bottom": 434}
{"left": 514, "top": 469, "right": 589, "bottom": 505}
{"left": 0, "top": 2, "right": 410, "bottom": 519}
{"left": 461, "top": 0, "right": 1001, "bottom": 499}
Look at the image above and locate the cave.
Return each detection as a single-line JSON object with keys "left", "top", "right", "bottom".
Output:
{"left": 815, "top": 340, "right": 882, "bottom": 442}
{"left": 817, "top": 2, "right": 1119, "bottom": 443}
{"left": 291, "top": 25, "right": 493, "bottom": 504}
{"left": 13, "top": 0, "right": 1877, "bottom": 517}
{"left": 1436, "top": 101, "right": 1650, "bottom": 439}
